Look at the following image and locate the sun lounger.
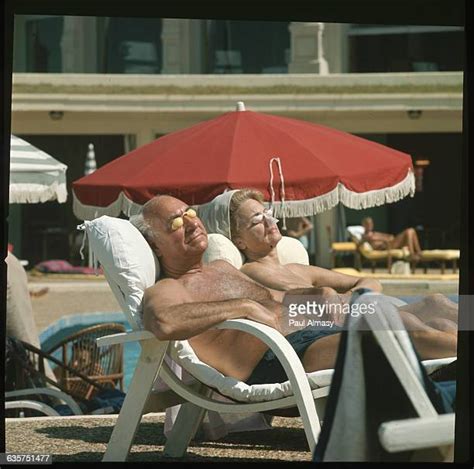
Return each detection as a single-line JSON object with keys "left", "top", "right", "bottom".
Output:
{"left": 79, "top": 216, "right": 455, "bottom": 461}
{"left": 43, "top": 323, "right": 126, "bottom": 400}
{"left": 415, "top": 249, "right": 460, "bottom": 274}
{"left": 5, "top": 336, "right": 125, "bottom": 417}
{"left": 81, "top": 216, "right": 330, "bottom": 459}
{"left": 346, "top": 225, "right": 410, "bottom": 273}
{"left": 313, "top": 290, "right": 456, "bottom": 462}
{"left": 325, "top": 226, "right": 360, "bottom": 269}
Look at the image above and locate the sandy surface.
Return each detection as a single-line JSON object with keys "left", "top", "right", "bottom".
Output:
{"left": 5, "top": 414, "right": 311, "bottom": 462}
{"left": 29, "top": 280, "right": 122, "bottom": 331}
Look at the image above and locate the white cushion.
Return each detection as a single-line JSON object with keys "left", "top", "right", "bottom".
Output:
{"left": 277, "top": 236, "right": 310, "bottom": 265}
{"left": 82, "top": 215, "right": 160, "bottom": 330}
{"left": 203, "top": 233, "right": 245, "bottom": 268}
{"left": 169, "top": 340, "right": 333, "bottom": 402}
{"left": 346, "top": 225, "right": 365, "bottom": 242}
{"left": 203, "top": 233, "right": 309, "bottom": 268}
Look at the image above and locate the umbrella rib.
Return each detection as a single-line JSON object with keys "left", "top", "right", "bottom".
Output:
{"left": 255, "top": 114, "right": 411, "bottom": 181}
{"left": 253, "top": 114, "right": 339, "bottom": 176}
{"left": 226, "top": 114, "right": 242, "bottom": 185}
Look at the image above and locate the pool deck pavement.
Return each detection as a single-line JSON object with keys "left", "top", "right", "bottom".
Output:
{"left": 5, "top": 413, "right": 311, "bottom": 462}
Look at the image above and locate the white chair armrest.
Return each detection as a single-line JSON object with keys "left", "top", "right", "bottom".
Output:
{"left": 421, "top": 356, "right": 456, "bottom": 375}
{"left": 379, "top": 413, "right": 455, "bottom": 452}
{"left": 211, "top": 318, "right": 320, "bottom": 451}
{"left": 96, "top": 330, "right": 158, "bottom": 347}
{"left": 5, "top": 387, "right": 82, "bottom": 415}
{"left": 214, "top": 318, "right": 289, "bottom": 343}
{"left": 5, "top": 400, "right": 60, "bottom": 417}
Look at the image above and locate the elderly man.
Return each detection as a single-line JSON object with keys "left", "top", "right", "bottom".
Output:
{"left": 131, "top": 195, "right": 456, "bottom": 386}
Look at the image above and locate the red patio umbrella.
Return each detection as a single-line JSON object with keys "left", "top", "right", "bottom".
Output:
{"left": 72, "top": 102, "right": 414, "bottom": 220}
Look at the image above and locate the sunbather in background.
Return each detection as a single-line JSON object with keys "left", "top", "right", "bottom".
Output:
{"left": 361, "top": 216, "right": 422, "bottom": 260}
{"left": 280, "top": 216, "right": 313, "bottom": 250}
{"left": 130, "top": 194, "right": 456, "bottom": 388}
{"left": 200, "top": 189, "right": 458, "bottom": 340}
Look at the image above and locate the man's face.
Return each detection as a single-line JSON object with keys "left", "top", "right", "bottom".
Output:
{"left": 233, "top": 198, "right": 282, "bottom": 255}
{"left": 147, "top": 196, "right": 208, "bottom": 259}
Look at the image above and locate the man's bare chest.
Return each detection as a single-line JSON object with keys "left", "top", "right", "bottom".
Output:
{"left": 181, "top": 270, "right": 255, "bottom": 302}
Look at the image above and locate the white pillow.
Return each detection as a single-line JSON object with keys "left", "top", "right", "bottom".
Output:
{"left": 361, "top": 241, "right": 374, "bottom": 252}
{"left": 82, "top": 216, "right": 160, "bottom": 330}
{"left": 346, "top": 225, "right": 365, "bottom": 242}
{"left": 203, "top": 233, "right": 309, "bottom": 267}
{"left": 203, "top": 233, "right": 245, "bottom": 268}
{"left": 277, "top": 236, "right": 309, "bottom": 265}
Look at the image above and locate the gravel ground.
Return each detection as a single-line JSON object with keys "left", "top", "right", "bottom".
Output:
{"left": 5, "top": 414, "right": 311, "bottom": 462}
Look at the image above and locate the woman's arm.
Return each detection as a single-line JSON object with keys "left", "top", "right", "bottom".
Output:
{"left": 287, "top": 264, "right": 383, "bottom": 293}
{"left": 240, "top": 263, "right": 312, "bottom": 292}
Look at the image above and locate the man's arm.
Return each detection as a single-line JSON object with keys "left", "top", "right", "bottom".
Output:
{"left": 240, "top": 262, "right": 312, "bottom": 292}
{"left": 143, "top": 278, "right": 280, "bottom": 340}
{"left": 212, "top": 259, "right": 285, "bottom": 301}
{"left": 288, "top": 264, "right": 383, "bottom": 293}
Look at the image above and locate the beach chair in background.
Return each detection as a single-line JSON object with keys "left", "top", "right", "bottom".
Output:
{"left": 313, "top": 291, "right": 456, "bottom": 462}
{"left": 346, "top": 225, "right": 410, "bottom": 273}
{"left": 5, "top": 337, "right": 101, "bottom": 417}
{"left": 44, "top": 323, "right": 126, "bottom": 400}
{"left": 82, "top": 216, "right": 455, "bottom": 461}
{"left": 326, "top": 225, "right": 360, "bottom": 269}
{"left": 414, "top": 249, "right": 460, "bottom": 274}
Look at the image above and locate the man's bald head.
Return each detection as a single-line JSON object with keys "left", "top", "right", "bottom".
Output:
{"left": 130, "top": 195, "right": 177, "bottom": 243}
{"left": 130, "top": 194, "right": 208, "bottom": 261}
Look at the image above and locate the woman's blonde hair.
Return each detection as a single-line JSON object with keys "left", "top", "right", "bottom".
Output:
{"left": 229, "top": 189, "right": 264, "bottom": 240}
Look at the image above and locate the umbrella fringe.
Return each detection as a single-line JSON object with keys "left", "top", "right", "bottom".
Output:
{"left": 72, "top": 191, "right": 143, "bottom": 220}
{"left": 270, "top": 186, "right": 340, "bottom": 218}
{"left": 73, "top": 170, "right": 415, "bottom": 220}
{"left": 271, "top": 170, "right": 415, "bottom": 217}
{"left": 340, "top": 169, "right": 415, "bottom": 210}
{"left": 9, "top": 183, "right": 68, "bottom": 204}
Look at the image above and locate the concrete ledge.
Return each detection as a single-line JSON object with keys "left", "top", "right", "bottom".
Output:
{"left": 12, "top": 72, "right": 463, "bottom": 90}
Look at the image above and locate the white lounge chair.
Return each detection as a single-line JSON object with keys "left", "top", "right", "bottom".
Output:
{"left": 313, "top": 290, "right": 456, "bottom": 462}
{"left": 82, "top": 216, "right": 332, "bottom": 461}
{"left": 346, "top": 225, "right": 410, "bottom": 273}
{"left": 81, "top": 216, "right": 455, "bottom": 461}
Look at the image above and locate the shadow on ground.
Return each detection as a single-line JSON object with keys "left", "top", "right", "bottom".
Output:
{"left": 35, "top": 420, "right": 308, "bottom": 461}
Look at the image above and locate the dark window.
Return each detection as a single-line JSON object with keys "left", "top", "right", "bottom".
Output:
{"left": 349, "top": 28, "right": 464, "bottom": 72}
{"left": 205, "top": 20, "right": 290, "bottom": 74}
{"left": 25, "top": 17, "right": 63, "bottom": 72}
{"left": 104, "top": 17, "right": 162, "bottom": 73}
